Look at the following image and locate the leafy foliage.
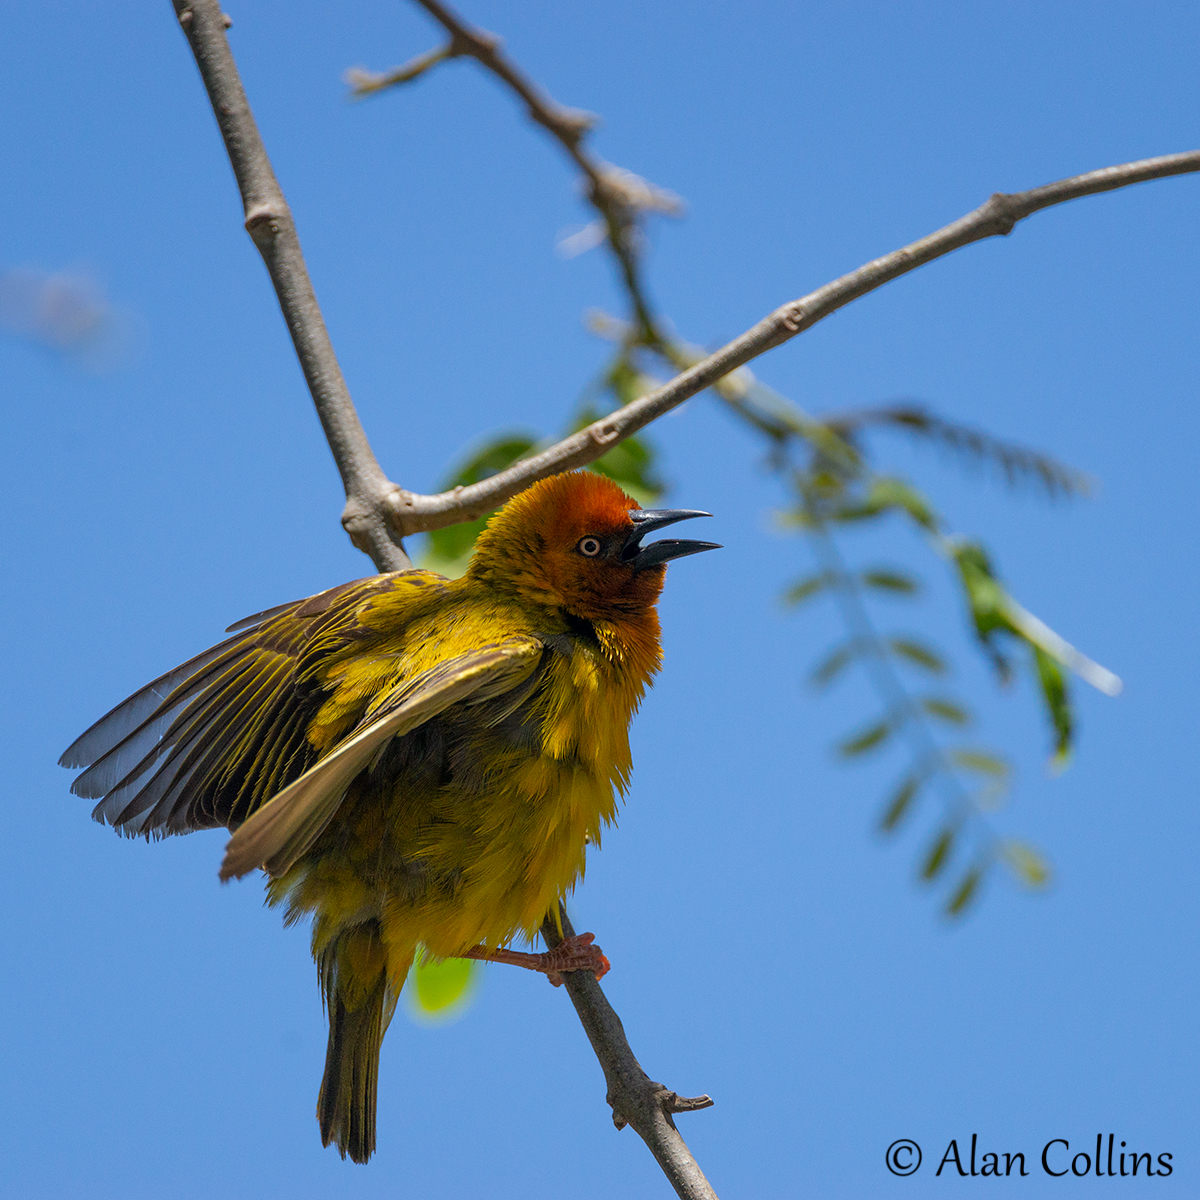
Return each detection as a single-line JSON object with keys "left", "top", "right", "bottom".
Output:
{"left": 432, "top": 332, "right": 1116, "bottom": 918}
{"left": 824, "top": 403, "right": 1092, "bottom": 499}
{"left": 951, "top": 540, "right": 1076, "bottom": 762}
{"left": 880, "top": 772, "right": 924, "bottom": 831}
{"left": 420, "top": 392, "right": 665, "bottom": 577}
{"left": 395, "top": 84, "right": 1115, "bottom": 920}
{"left": 862, "top": 568, "right": 920, "bottom": 595}
{"left": 738, "top": 371, "right": 1116, "bottom": 916}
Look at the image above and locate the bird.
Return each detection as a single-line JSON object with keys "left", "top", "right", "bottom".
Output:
{"left": 60, "top": 470, "right": 718, "bottom": 1163}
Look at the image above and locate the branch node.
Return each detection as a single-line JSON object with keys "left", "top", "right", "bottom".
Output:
{"left": 340, "top": 498, "right": 370, "bottom": 535}
{"left": 663, "top": 1091, "right": 715, "bottom": 1115}
{"left": 590, "top": 420, "right": 620, "bottom": 447}
{"left": 178, "top": 9, "right": 193, "bottom": 28}
{"left": 380, "top": 485, "right": 419, "bottom": 538}
{"left": 984, "top": 191, "right": 1021, "bottom": 236}
{"left": 555, "top": 107, "right": 598, "bottom": 144}
{"left": 780, "top": 302, "right": 809, "bottom": 334}
{"left": 221, "top": 11, "right": 232, "bottom": 28}
{"left": 449, "top": 29, "right": 497, "bottom": 58}
{"left": 606, "top": 1081, "right": 715, "bottom": 1133}
{"left": 244, "top": 203, "right": 283, "bottom": 231}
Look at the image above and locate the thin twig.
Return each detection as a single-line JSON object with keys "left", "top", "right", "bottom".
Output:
{"left": 382, "top": 149, "right": 1200, "bottom": 535}
{"left": 358, "top": 0, "right": 682, "bottom": 344}
{"left": 172, "top": 0, "right": 410, "bottom": 571}
{"left": 542, "top": 908, "right": 718, "bottom": 1200}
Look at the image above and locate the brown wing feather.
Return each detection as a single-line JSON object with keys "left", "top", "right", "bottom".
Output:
{"left": 61, "top": 573, "right": 424, "bottom": 839}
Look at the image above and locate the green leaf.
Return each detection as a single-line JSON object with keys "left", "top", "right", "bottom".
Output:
{"left": 782, "top": 571, "right": 836, "bottom": 607}
{"left": 948, "top": 748, "right": 1011, "bottom": 780}
{"left": 920, "top": 696, "right": 971, "bottom": 726}
{"left": 1002, "top": 841, "right": 1052, "bottom": 888}
{"left": 888, "top": 637, "right": 946, "bottom": 674}
{"left": 950, "top": 540, "right": 1014, "bottom": 680}
{"left": 830, "top": 477, "right": 937, "bottom": 528}
{"left": 865, "top": 477, "right": 938, "bottom": 531}
{"left": 946, "top": 867, "right": 984, "bottom": 916}
{"left": 921, "top": 827, "right": 955, "bottom": 880}
{"left": 1032, "top": 645, "right": 1073, "bottom": 768}
{"left": 861, "top": 568, "right": 920, "bottom": 595}
{"left": 571, "top": 400, "right": 665, "bottom": 506}
{"left": 880, "top": 772, "right": 923, "bottom": 832}
{"left": 838, "top": 717, "right": 893, "bottom": 757}
{"left": 423, "top": 433, "right": 539, "bottom": 575}
{"left": 408, "top": 955, "right": 479, "bottom": 1019}
{"left": 950, "top": 540, "right": 1083, "bottom": 758}
{"left": 810, "top": 640, "right": 862, "bottom": 688}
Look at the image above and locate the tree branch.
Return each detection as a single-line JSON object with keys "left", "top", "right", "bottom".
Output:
{"left": 173, "top": 7, "right": 717, "bottom": 1192}
{"left": 169, "top": 3, "right": 1182, "bottom": 1188}
{"left": 351, "top": 0, "right": 683, "bottom": 345}
{"left": 172, "top": 0, "right": 410, "bottom": 571}
{"left": 542, "top": 907, "right": 718, "bottom": 1200}
{"left": 382, "top": 149, "right": 1200, "bottom": 535}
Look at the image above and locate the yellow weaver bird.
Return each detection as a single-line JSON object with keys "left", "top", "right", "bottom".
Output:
{"left": 61, "top": 471, "right": 718, "bottom": 1163}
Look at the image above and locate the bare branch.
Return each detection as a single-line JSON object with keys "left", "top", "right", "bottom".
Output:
{"left": 172, "top": 0, "right": 411, "bottom": 571}
{"left": 176, "top": 11, "right": 714, "bottom": 1191}
{"left": 383, "top": 149, "right": 1200, "bottom": 535}
{"left": 541, "top": 907, "right": 718, "bottom": 1200}
{"left": 358, "top": 0, "right": 682, "bottom": 344}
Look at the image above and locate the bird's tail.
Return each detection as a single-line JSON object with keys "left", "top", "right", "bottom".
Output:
{"left": 316, "top": 921, "right": 406, "bottom": 1164}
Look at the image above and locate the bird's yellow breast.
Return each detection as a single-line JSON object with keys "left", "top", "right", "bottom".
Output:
{"left": 275, "top": 593, "right": 658, "bottom": 983}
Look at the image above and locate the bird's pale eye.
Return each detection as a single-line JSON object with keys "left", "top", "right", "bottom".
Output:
{"left": 577, "top": 536, "right": 603, "bottom": 557}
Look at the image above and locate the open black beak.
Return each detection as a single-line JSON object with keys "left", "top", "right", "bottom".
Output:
{"left": 622, "top": 508, "right": 721, "bottom": 570}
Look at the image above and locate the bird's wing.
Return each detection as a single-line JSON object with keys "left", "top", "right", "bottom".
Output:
{"left": 219, "top": 637, "right": 545, "bottom": 881}
{"left": 59, "top": 572, "right": 445, "bottom": 839}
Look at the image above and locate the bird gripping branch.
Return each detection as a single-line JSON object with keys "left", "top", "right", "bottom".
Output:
{"left": 61, "top": 471, "right": 718, "bottom": 1162}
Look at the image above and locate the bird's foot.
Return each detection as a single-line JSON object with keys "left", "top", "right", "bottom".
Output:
{"left": 540, "top": 932, "right": 611, "bottom": 987}
{"left": 462, "top": 932, "right": 610, "bottom": 987}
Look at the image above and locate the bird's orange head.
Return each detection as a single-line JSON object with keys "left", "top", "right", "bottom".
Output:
{"left": 467, "top": 471, "right": 718, "bottom": 622}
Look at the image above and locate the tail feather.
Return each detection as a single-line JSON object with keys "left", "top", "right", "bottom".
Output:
{"left": 316, "top": 923, "right": 403, "bottom": 1164}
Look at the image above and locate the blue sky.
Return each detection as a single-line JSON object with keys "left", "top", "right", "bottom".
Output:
{"left": 3, "top": 1, "right": 1197, "bottom": 1196}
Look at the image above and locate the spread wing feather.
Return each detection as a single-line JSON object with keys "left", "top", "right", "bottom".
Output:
{"left": 60, "top": 573, "right": 424, "bottom": 839}
{"left": 60, "top": 634, "right": 247, "bottom": 776}
{"left": 219, "top": 639, "right": 544, "bottom": 881}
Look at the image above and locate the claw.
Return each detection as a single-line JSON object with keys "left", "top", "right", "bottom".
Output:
{"left": 542, "top": 932, "right": 610, "bottom": 987}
